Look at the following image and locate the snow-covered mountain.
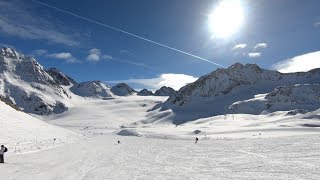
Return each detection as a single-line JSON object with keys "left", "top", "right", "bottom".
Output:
{"left": 0, "top": 47, "right": 70, "bottom": 115}
{"left": 154, "top": 86, "right": 176, "bottom": 96}
{"left": 137, "top": 88, "right": 153, "bottom": 96}
{"left": 46, "top": 68, "right": 76, "bottom": 86}
{"left": 110, "top": 83, "right": 136, "bottom": 96}
{"left": 228, "top": 84, "right": 320, "bottom": 114}
{"left": 151, "top": 63, "right": 320, "bottom": 123}
{"left": 70, "top": 81, "right": 114, "bottom": 98}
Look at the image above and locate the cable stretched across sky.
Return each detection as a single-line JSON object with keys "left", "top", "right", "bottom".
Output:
{"left": 31, "top": 0, "right": 225, "bottom": 68}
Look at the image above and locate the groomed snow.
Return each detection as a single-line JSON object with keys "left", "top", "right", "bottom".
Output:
{"left": 1, "top": 95, "right": 319, "bottom": 179}
{"left": 1, "top": 134, "right": 319, "bottom": 179}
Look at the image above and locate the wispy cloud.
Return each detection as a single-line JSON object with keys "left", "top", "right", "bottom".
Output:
{"left": 102, "top": 54, "right": 113, "bottom": 60}
{"left": 48, "top": 52, "right": 79, "bottom": 63}
{"left": 248, "top": 52, "right": 261, "bottom": 58}
{"left": 105, "top": 73, "right": 198, "bottom": 91}
{"left": 86, "top": 48, "right": 113, "bottom": 62}
{"left": 86, "top": 48, "right": 101, "bottom": 62}
{"left": 111, "top": 58, "right": 151, "bottom": 69}
{"left": 0, "top": 0, "right": 78, "bottom": 46}
{"left": 34, "top": 49, "right": 48, "bottom": 56}
{"left": 314, "top": 22, "right": 320, "bottom": 28}
{"left": 233, "top": 43, "right": 247, "bottom": 50}
{"left": 32, "top": 49, "right": 79, "bottom": 63}
{"left": 254, "top": 43, "right": 268, "bottom": 49}
{"left": 273, "top": 51, "right": 320, "bottom": 73}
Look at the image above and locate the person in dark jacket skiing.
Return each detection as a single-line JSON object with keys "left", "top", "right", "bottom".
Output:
{"left": 0, "top": 145, "right": 8, "bottom": 163}
{"left": 195, "top": 137, "right": 199, "bottom": 143}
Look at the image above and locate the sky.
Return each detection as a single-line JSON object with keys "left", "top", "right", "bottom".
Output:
{"left": 0, "top": 0, "right": 319, "bottom": 90}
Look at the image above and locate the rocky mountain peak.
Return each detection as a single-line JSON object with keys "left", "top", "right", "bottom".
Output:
{"left": 137, "top": 89, "right": 153, "bottom": 96}
{"left": 46, "top": 68, "right": 76, "bottom": 86}
{"left": 110, "top": 83, "right": 136, "bottom": 96}
{"left": 154, "top": 86, "right": 176, "bottom": 96}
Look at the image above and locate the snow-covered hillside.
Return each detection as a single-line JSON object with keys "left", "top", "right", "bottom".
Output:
{"left": 70, "top": 81, "right": 114, "bottom": 98}
{"left": 154, "top": 86, "right": 176, "bottom": 96}
{"left": 229, "top": 84, "right": 320, "bottom": 114}
{"left": 0, "top": 47, "right": 71, "bottom": 115}
{"left": 151, "top": 63, "right": 320, "bottom": 124}
{"left": 110, "top": 83, "right": 136, "bottom": 96}
{"left": 0, "top": 100, "right": 79, "bottom": 154}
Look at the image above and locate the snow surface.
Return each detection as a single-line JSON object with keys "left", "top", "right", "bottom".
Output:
{"left": 0, "top": 101, "right": 80, "bottom": 154}
{"left": 1, "top": 134, "right": 319, "bottom": 179}
{"left": 229, "top": 84, "right": 320, "bottom": 114}
{"left": 1, "top": 95, "right": 320, "bottom": 179}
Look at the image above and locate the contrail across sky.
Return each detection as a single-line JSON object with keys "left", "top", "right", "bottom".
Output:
{"left": 31, "top": 0, "right": 225, "bottom": 68}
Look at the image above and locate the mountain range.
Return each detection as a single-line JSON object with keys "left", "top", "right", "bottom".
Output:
{"left": 0, "top": 47, "right": 176, "bottom": 115}
{"left": 1, "top": 47, "right": 320, "bottom": 122}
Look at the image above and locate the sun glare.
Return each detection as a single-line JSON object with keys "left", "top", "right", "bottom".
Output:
{"left": 208, "top": 0, "right": 245, "bottom": 38}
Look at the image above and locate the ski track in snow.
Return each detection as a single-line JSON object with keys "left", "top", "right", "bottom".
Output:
{"left": 1, "top": 134, "right": 320, "bottom": 179}
{"left": 1, "top": 96, "right": 320, "bottom": 179}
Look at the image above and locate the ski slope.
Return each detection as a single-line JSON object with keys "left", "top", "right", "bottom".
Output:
{"left": 0, "top": 101, "right": 80, "bottom": 154}
{"left": 1, "top": 95, "right": 320, "bottom": 179}
{"left": 1, "top": 134, "right": 320, "bottom": 179}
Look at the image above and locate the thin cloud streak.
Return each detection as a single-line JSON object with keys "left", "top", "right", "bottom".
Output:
{"left": 32, "top": 0, "right": 225, "bottom": 68}
{"left": 233, "top": 43, "right": 247, "bottom": 50}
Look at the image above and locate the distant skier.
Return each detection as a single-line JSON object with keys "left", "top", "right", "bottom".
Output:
{"left": 195, "top": 137, "right": 199, "bottom": 143}
{"left": 0, "top": 145, "right": 8, "bottom": 163}
{"left": 118, "top": 140, "right": 121, "bottom": 144}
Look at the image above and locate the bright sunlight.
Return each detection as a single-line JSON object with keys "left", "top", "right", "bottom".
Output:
{"left": 208, "top": 0, "right": 245, "bottom": 38}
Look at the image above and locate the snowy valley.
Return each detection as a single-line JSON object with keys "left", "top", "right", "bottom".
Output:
{"left": 0, "top": 47, "right": 319, "bottom": 179}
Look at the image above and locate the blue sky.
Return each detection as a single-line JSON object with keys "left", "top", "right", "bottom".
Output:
{"left": 0, "top": 0, "right": 319, "bottom": 90}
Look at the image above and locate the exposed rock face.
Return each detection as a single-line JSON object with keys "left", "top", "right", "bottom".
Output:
{"left": 154, "top": 86, "right": 176, "bottom": 96}
{"left": 137, "top": 89, "right": 153, "bottom": 96}
{"left": 70, "top": 81, "right": 114, "bottom": 98}
{"left": 0, "top": 47, "right": 70, "bottom": 115}
{"left": 46, "top": 68, "right": 76, "bottom": 86}
{"left": 110, "top": 83, "right": 136, "bottom": 96}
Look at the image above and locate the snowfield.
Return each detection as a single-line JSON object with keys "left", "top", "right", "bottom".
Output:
{"left": 0, "top": 101, "right": 80, "bottom": 154}
{"left": 1, "top": 95, "right": 320, "bottom": 179}
{"left": 1, "top": 134, "right": 320, "bottom": 179}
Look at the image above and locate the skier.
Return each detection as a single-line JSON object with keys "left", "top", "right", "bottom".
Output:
{"left": 0, "top": 145, "right": 8, "bottom": 163}
{"left": 195, "top": 137, "right": 199, "bottom": 143}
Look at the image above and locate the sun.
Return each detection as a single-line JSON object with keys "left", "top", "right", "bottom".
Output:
{"left": 208, "top": 0, "right": 245, "bottom": 38}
